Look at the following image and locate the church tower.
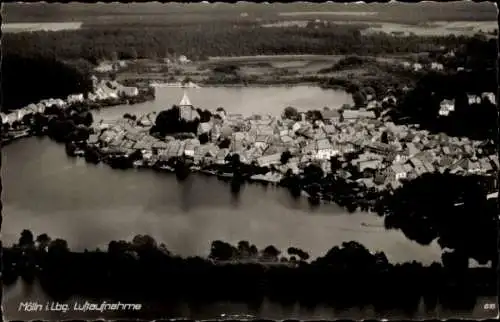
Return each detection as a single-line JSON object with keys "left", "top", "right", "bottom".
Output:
{"left": 178, "top": 89, "right": 194, "bottom": 121}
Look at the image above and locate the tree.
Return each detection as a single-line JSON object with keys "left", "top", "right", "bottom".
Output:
{"left": 36, "top": 233, "right": 52, "bottom": 251}
{"left": 330, "top": 156, "right": 342, "bottom": 172}
{"left": 261, "top": 245, "right": 281, "bottom": 262}
{"left": 2, "top": 53, "right": 93, "bottom": 111}
{"left": 18, "top": 229, "right": 35, "bottom": 248}
{"left": 381, "top": 131, "right": 389, "bottom": 144}
{"left": 199, "top": 133, "right": 210, "bottom": 144}
{"left": 48, "top": 238, "right": 70, "bottom": 255}
{"left": 280, "top": 151, "right": 292, "bottom": 164}
{"left": 282, "top": 106, "right": 300, "bottom": 121}
{"left": 132, "top": 234, "right": 158, "bottom": 249}
{"left": 287, "top": 247, "right": 310, "bottom": 261}
{"left": 209, "top": 240, "right": 236, "bottom": 261}
{"left": 237, "top": 240, "right": 251, "bottom": 259}
{"left": 352, "top": 91, "right": 366, "bottom": 107}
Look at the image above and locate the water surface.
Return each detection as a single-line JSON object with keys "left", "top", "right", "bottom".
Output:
{"left": 92, "top": 86, "right": 354, "bottom": 122}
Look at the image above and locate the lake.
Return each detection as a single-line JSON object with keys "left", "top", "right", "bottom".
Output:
{"left": 2, "top": 137, "right": 443, "bottom": 263}
{"left": 92, "top": 85, "right": 354, "bottom": 122}
{"left": 2, "top": 85, "right": 447, "bottom": 320}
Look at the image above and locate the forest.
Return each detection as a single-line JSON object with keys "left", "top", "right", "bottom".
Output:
{"left": 3, "top": 22, "right": 476, "bottom": 63}
{"left": 2, "top": 54, "right": 94, "bottom": 111}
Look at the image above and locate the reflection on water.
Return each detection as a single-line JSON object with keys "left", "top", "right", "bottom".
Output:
{"left": 4, "top": 280, "right": 496, "bottom": 320}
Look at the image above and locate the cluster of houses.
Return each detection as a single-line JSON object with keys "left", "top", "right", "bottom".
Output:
{"left": 438, "top": 92, "right": 496, "bottom": 116}
{"left": 94, "top": 60, "right": 128, "bottom": 73}
{"left": 1, "top": 78, "right": 140, "bottom": 129}
{"left": 93, "top": 91, "right": 499, "bottom": 193}
{"left": 401, "top": 61, "right": 444, "bottom": 72}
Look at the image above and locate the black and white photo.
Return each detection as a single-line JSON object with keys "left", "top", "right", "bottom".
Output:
{"left": 1, "top": 2, "right": 498, "bottom": 320}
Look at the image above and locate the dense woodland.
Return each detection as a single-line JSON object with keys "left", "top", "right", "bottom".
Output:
{"left": 2, "top": 54, "right": 94, "bottom": 111}
{"left": 3, "top": 23, "right": 481, "bottom": 63}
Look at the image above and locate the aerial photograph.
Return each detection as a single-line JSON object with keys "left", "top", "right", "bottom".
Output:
{"left": 1, "top": 1, "right": 498, "bottom": 320}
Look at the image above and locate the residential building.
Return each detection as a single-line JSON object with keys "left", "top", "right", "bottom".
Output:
{"left": 320, "top": 109, "right": 341, "bottom": 123}
{"left": 481, "top": 92, "right": 496, "bottom": 104}
{"left": 430, "top": 62, "right": 444, "bottom": 71}
{"left": 413, "top": 63, "right": 423, "bottom": 71}
{"left": 316, "top": 138, "right": 337, "bottom": 160}
{"left": 467, "top": 94, "right": 482, "bottom": 105}
{"left": 256, "top": 153, "right": 282, "bottom": 167}
{"left": 439, "top": 99, "right": 455, "bottom": 116}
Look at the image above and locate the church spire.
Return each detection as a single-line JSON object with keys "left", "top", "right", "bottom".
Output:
{"left": 179, "top": 89, "right": 192, "bottom": 107}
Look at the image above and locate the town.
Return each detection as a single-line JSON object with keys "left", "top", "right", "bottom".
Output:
{"left": 2, "top": 71, "right": 498, "bottom": 212}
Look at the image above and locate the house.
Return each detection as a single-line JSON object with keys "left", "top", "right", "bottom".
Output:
{"left": 339, "top": 142, "right": 356, "bottom": 154}
{"left": 254, "top": 135, "right": 271, "bottom": 150}
{"left": 94, "top": 62, "right": 114, "bottom": 73}
{"left": 365, "top": 142, "right": 395, "bottom": 156}
{"left": 481, "top": 92, "right": 496, "bottom": 104}
{"left": 184, "top": 139, "right": 201, "bottom": 157}
{"left": 439, "top": 99, "right": 455, "bottom": 116}
{"left": 488, "top": 155, "right": 499, "bottom": 170}
{"left": 413, "top": 63, "right": 423, "bottom": 71}
{"left": 444, "top": 50, "right": 455, "bottom": 58}
{"left": 316, "top": 138, "right": 337, "bottom": 160}
{"left": 197, "top": 122, "right": 213, "bottom": 136}
{"left": 358, "top": 159, "right": 382, "bottom": 173}
{"left": 366, "top": 100, "right": 378, "bottom": 110}
{"left": 430, "top": 62, "right": 444, "bottom": 71}
{"left": 343, "top": 110, "right": 376, "bottom": 120}
{"left": 468, "top": 160, "right": 481, "bottom": 173}
{"left": 467, "top": 94, "right": 482, "bottom": 105}
{"left": 319, "top": 109, "right": 341, "bottom": 123}
{"left": 118, "top": 86, "right": 139, "bottom": 97}
{"left": 178, "top": 55, "right": 190, "bottom": 64}
{"left": 322, "top": 124, "right": 337, "bottom": 135}
{"left": 394, "top": 150, "right": 410, "bottom": 163}
{"left": 302, "top": 141, "right": 317, "bottom": 155}
{"left": 215, "top": 148, "right": 230, "bottom": 164}
{"left": 402, "top": 61, "right": 411, "bottom": 68}
{"left": 67, "top": 93, "right": 84, "bottom": 104}
{"left": 292, "top": 122, "right": 303, "bottom": 133}
{"left": 256, "top": 153, "right": 282, "bottom": 167}
{"left": 382, "top": 95, "right": 397, "bottom": 105}
{"left": 388, "top": 164, "right": 409, "bottom": 181}
{"left": 256, "top": 125, "right": 274, "bottom": 136}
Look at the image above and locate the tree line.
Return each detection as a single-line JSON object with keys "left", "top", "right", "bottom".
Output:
{"left": 3, "top": 22, "right": 476, "bottom": 63}
{"left": 3, "top": 229, "right": 496, "bottom": 313}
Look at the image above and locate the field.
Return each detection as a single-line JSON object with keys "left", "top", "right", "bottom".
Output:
{"left": 2, "top": 22, "right": 83, "bottom": 33}
{"left": 4, "top": 2, "right": 496, "bottom": 25}
{"left": 113, "top": 54, "right": 412, "bottom": 89}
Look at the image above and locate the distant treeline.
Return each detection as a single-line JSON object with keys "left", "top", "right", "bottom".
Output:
{"left": 2, "top": 54, "right": 94, "bottom": 111}
{"left": 2, "top": 22, "right": 482, "bottom": 63}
